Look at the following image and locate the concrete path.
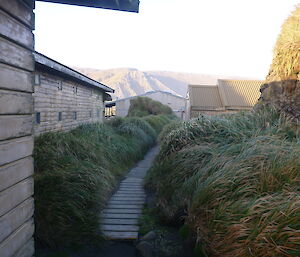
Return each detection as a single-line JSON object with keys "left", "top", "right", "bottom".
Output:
{"left": 100, "top": 146, "right": 159, "bottom": 240}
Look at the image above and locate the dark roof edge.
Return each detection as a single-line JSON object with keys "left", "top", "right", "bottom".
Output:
{"left": 34, "top": 52, "right": 114, "bottom": 93}
{"left": 36, "top": 0, "right": 139, "bottom": 13}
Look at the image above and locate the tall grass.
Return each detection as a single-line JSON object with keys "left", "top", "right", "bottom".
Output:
{"left": 146, "top": 108, "right": 300, "bottom": 257}
{"left": 34, "top": 116, "right": 164, "bottom": 248}
{"left": 127, "top": 96, "right": 173, "bottom": 117}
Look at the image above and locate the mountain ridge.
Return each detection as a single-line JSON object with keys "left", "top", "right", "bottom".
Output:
{"left": 73, "top": 67, "right": 255, "bottom": 100}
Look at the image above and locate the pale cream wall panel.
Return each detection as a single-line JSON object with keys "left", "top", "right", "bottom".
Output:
{"left": 0, "top": 136, "right": 33, "bottom": 166}
{"left": 0, "top": 0, "right": 34, "bottom": 28}
{"left": 0, "top": 178, "right": 33, "bottom": 217}
{"left": 0, "top": 219, "right": 34, "bottom": 257}
{"left": 0, "top": 115, "right": 32, "bottom": 141}
{"left": 0, "top": 157, "right": 33, "bottom": 192}
{"left": 0, "top": 9, "right": 33, "bottom": 49}
{"left": 0, "top": 38, "right": 34, "bottom": 71}
{"left": 0, "top": 198, "right": 33, "bottom": 242}
{"left": 13, "top": 238, "right": 34, "bottom": 257}
{"left": 0, "top": 90, "right": 32, "bottom": 114}
{"left": 0, "top": 63, "right": 32, "bottom": 92}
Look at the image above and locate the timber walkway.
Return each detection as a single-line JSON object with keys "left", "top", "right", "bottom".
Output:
{"left": 100, "top": 146, "right": 159, "bottom": 240}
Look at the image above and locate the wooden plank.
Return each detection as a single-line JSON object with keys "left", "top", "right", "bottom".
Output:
{"left": 0, "top": 0, "right": 34, "bottom": 28}
{"left": 123, "top": 178, "right": 143, "bottom": 181}
{"left": 101, "top": 213, "right": 141, "bottom": 219}
{"left": 0, "top": 9, "right": 34, "bottom": 49}
{"left": 111, "top": 196, "right": 145, "bottom": 201}
{"left": 0, "top": 157, "right": 33, "bottom": 192}
{"left": 101, "top": 224, "right": 139, "bottom": 232}
{"left": 103, "top": 209, "right": 142, "bottom": 214}
{"left": 113, "top": 194, "right": 145, "bottom": 198}
{"left": 13, "top": 238, "right": 34, "bottom": 257}
{"left": 109, "top": 200, "right": 144, "bottom": 205}
{"left": 0, "top": 90, "right": 33, "bottom": 114}
{"left": 118, "top": 187, "right": 144, "bottom": 191}
{"left": 102, "top": 231, "right": 138, "bottom": 240}
{"left": 120, "top": 182, "right": 143, "bottom": 185}
{"left": 0, "top": 198, "right": 33, "bottom": 242}
{"left": 0, "top": 63, "right": 32, "bottom": 92}
{"left": 0, "top": 219, "right": 34, "bottom": 257}
{"left": 0, "top": 115, "right": 32, "bottom": 141}
{"left": 107, "top": 204, "right": 143, "bottom": 209}
{"left": 0, "top": 37, "right": 34, "bottom": 71}
{"left": 0, "top": 136, "right": 33, "bottom": 166}
{"left": 100, "top": 218, "right": 139, "bottom": 225}
{"left": 115, "top": 191, "right": 145, "bottom": 195}
{"left": 0, "top": 178, "right": 33, "bottom": 217}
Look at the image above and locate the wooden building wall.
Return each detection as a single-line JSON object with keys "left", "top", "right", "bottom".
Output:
{"left": 34, "top": 70, "right": 105, "bottom": 135}
{"left": 0, "top": 0, "right": 35, "bottom": 256}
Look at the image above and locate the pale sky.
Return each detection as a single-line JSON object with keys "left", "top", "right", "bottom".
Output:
{"left": 34, "top": 0, "right": 299, "bottom": 79}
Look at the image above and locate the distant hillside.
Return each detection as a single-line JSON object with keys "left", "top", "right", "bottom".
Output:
{"left": 73, "top": 67, "right": 249, "bottom": 100}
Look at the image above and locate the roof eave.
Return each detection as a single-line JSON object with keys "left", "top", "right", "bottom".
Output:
{"left": 34, "top": 52, "right": 114, "bottom": 93}
{"left": 36, "top": 0, "right": 140, "bottom": 13}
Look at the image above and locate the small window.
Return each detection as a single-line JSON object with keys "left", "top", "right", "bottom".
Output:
{"left": 58, "top": 112, "right": 62, "bottom": 121}
{"left": 36, "top": 112, "right": 41, "bottom": 124}
{"left": 89, "top": 111, "right": 92, "bottom": 118}
{"left": 73, "top": 86, "right": 77, "bottom": 94}
{"left": 73, "top": 111, "right": 77, "bottom": 120}
{"left": 34, "top": 74, "right": 41, "bottom": 85}
{"left": 58, "top": 81, "right": 62, "bottom": 90}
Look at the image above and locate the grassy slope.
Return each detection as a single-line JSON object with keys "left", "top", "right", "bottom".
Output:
{"left": 34, "top": 115, "right": 172, "bottom": 248}
{"left": 146, "top": 109, "right": 300, "bottom": 257}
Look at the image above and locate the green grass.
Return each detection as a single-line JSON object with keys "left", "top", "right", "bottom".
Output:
{"left": 146, "top": 108, "right": 300, "bottom": 257}
{"left": 127, "top": 96, "right": 174, "bottom": 117}
{"left": 34, "top": 115, "right": 169, "bottom": 248}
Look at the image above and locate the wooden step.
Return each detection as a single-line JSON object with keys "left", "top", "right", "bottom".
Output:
{"left": 101, "top": 224, "right": 139, "bottom": 232}
{"left": 107, "top": 204, "right": 143, "bottom": 209}
{"left": 101, "top": 213, "right": 141, "bottom": 219}
{"left": 103, "top": 209, "right": 142, "bottom": 214}
{"left": 100, "top": 218, "right": 139, "bottom": 225}
{"left": 102, "top": 231, "right": 138, "bottom": 240}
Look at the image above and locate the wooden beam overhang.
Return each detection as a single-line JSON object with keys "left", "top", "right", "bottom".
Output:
{"left": 36, "top": 0, "right": 140, "bottom": 13}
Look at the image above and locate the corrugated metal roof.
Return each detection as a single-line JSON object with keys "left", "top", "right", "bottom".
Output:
{"left": 218, "top": 80, "right": 263, "bottom": 108}
{"left": 110, "top": 90, "right": 186, "bottom": 103}
{"left": 188, "top": 85, "right": 224, "bottom": 110}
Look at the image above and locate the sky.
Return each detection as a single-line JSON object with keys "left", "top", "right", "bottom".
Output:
{"left": 34, "top": 0, "right": 299, "bottom": 79}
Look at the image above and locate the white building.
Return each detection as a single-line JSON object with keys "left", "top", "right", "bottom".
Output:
{"left": 106, "top": 91, "right": 187, "bottom": 119}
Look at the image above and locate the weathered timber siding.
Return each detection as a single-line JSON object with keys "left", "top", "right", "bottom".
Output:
{"left": 34, "top": 70, "right": 105, "bottom": 135}
{"left": 0, "top": 0, "right": 34, "bottom": 256}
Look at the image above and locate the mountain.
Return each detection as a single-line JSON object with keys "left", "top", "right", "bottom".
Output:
{"left": 73, "top": 67, "right": 249, "bottom": 100}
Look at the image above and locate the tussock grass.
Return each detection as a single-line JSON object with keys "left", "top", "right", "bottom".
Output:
{"left": 34, "top": 116, "right": 162, "bottom": 247}
{"left": 146, "top": 108, "right": 300, "bottom": 256}
{"left": 127, "top": 96, "right": 173, "bottom": 117}
{"left": 266, "top": 4, "right": 300, "bottom": 82}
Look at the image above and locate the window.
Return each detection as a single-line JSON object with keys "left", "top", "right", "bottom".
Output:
{"left": 97, "top": 109, "right": 100, "bottom": 117}
{"left": 58, "top": 81, "right": 63, "bottom": 90}
{"left": 73, "top": 111, "right": 77, "bottom": 120}
{"left": 34, "top": 74, "right": 41, "bottom": 85}
{"left": 36, "top": 112, "right": 41, "bottom": 124}
{"left": 73, "top": 86, "right": 77, "bottom": 94}
{"left": 89, "top": 111, "right": 92, "bottom": 118}
{"left": 58, "top": 112, "right": 62, "bottom": 121}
